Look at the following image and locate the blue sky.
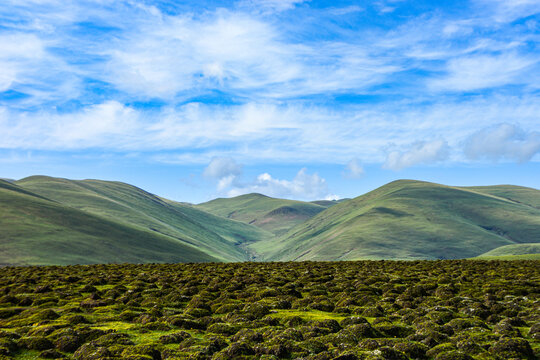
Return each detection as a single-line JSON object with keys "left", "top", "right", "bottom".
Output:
{"left": 1, "top": 0, "right": 539, "bottom": 202}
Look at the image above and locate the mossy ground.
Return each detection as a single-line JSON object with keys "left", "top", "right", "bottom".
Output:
{"left": 0, "top": 260, "right": 538, "bottom": 359}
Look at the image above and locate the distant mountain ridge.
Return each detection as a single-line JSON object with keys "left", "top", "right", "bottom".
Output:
{"left": 1, "top": 176, "right": 539, "bottom": 265}
{"left": 197, "top": 193, "right": 333, "bottom": 236}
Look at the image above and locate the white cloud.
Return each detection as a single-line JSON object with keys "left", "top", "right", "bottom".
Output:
{"left": 0, "top": 33, "right": 46, "bottom": 92}
{"left": 0, "top": 0, "right": 538, "bottom": 108}
{"left": 97, "top": 7, "right": 401, "bottom": 100}
{"left": 200, "top": 157, "right": 337, "bottom": 200}
{"left": 0, "top": 31, "right": 81, "bottom": 106}
{"left": 0, "top": 1, "right": 539, "bottom": 168}
{"left": 344, "top": 158, "right": 365, "bottom": 179}
{"left": 103, "top": 11, "right": 302, "bottom": 98}
{"left": 203, "top": 157, "right": 243, "bottom": 191}
{"left": 203, "top": 156, "right": 242, "bottom": 179}
{"left": 383, "top": 140, "right": 450, "bottom": 170}
{"left": 464, "top": 123, "right": 540, "bottom": 162}
{"left": 0, "top": 101, "right": 139, "bottom": 149}
{"left": 53, "top": 101, "right": 139, "bottom": 146}
{"left": 227, "top": 168, "right": 335, "bottom": 200}
{"left": 2, "top": 94, "right": 540, "bottom": 166}
{"left": 329, "top": 5, "right": 363, "bottom": 15}
{"left": 429, "top": 53, "right": 537, "bottom": 91}
{"left": 237, "top": 0, "right": 308, "bottom": 13}
{"left": 441, "top": 20, "right": 474, "bottom": 37}
{"left": 474, "top": 0, "right": 540, "bottom": 24}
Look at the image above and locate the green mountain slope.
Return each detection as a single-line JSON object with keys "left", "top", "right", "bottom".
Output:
{"left": 464, "top": 185, "right": 540, "bottom": 209}
{"left": 0, "top": 180, "right": 217, "bottom": 265}
{"left": 16, "top": 176, "right": 270, "bottom": 262}
{"left": 252, "top": 180, "right": 540, "bottom": 261}
{"left": 477, "top": 243, "right": 540, "bottom": 257}
{"left": 197, "top": 193, "right": 327, "bottom": 236}
{"left": 472, "top": 254, "right": 540, "bottom": 260}
{"left": 4, "top": 176, "right": 539, "bottom": 264}
{"left": 310, "top": 199, "right": 349, "bottom": 207}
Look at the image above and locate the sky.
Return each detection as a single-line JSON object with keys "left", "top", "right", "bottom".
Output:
{"left": 0, "top": 0, "right": 539, "bottom": 203}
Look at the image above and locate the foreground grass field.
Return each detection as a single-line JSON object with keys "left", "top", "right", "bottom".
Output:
{"left": 0, "top": 261, "right": 538, "bottom": 359}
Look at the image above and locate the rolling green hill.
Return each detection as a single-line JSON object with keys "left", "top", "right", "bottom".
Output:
{"left": 0, "top": 180, "right": 217, "bottom": 265}
{"left": 15, "top": 176, "right": 271, "bottom": 262}
{"left": 463, "top": 185, "right": 540, "bottom": 209}
{"left": 477, "top": 243, "right": 540, "bottom": 257}
{"left": 197, "top": 193, "right": 328, "bottom": 236}
{"left": 3, "top": 176, "right": 539, "bottom": 265}
{"left": 251, "top": 180, "right": 540, "bottom": 261}
{"left": 472, "top": 254, "right": 540, "bottom": 260}
{"left": 310, "top": 199, "right": 349, "bottom": 207}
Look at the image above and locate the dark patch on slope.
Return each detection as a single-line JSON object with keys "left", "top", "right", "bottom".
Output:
{"left": 479, "top": 225, "right": 517, "bottom": 243}
{"left": 0, "top": 180, "right": 53, "bottom": 202}
{"left": 266, "top": 206, "right": 301, "bottom": 216}
{"left": 368, "top": 207, "right": 412, "bottom": 218}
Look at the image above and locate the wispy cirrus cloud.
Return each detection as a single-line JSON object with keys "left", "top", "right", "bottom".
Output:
{"left": 236, "top": 0, "right": 308, "bottom": 14}
{"left": 0, "top": 101, "right": 140, "bottom": 149}
{"left": 474, "top": 0, "right": 540, "bottom": 24}
{"left": 101, "top": 9, "right": 402, "bottom": 101}
{"left": 344, "top": 158, "right": 365, "bottom": 179}
{"left": 1, "top": 94, "right": 539, "bottom": 167}
{"left": 0, "top": 0, "right": 539, "bottom": 178}
{"left": 429, "top": 53, "right": 538, "bottom": 92}
{"left": 0, "top": 34, "right": 46, "bottom": 92}
{"left": 0, "top": 32, "right": 80, "bottom": 107}
{"left": 1, "top": 0, "right": 538, "bottom": 107}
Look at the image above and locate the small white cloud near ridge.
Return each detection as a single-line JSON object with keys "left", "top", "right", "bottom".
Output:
{"left": 226, "top": 168, "right": 336, "bottom": 201}
{"left": 344, "top": 158, "right": 365, "bottom": 179}
{"left": 464, "top": 123, "right": 540, "bottom": 162}
{"left": 383, "top": 140, "right": 450, "bottom": 170}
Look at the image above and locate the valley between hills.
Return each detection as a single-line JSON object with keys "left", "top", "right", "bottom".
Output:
{"left": 1, "top": 176, "right": 539, "bottom": 266}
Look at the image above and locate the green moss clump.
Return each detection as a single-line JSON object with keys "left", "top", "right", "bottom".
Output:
{"left": 489, "top": 337, "right": 535, "bottom": 359}
{"left": 17, "top": 336, "right": 54, "bottom": 351}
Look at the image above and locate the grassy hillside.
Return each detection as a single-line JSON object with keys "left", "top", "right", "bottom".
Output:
{"left": 0, "top": 180, "right": 217, "bottom": 265}
{"left": 473, "top": 254, "right": 540, "bottom": 260}
{"left": 477, "top": 243, "right": 540, "bottom": 257}
{"left": 197, "top": 193, "right": 327, "bottom": 236}
{"left": 310, "top": 199, "right": 345, "bottom": 207}
{"left": 16, "top": 176, "right": 270, "bottom": 262}
{"left": 252, "top": 180, "right": 540, "bottom": 261}
{"left": 464, "top": 184, "right": 540, "bottom": 209}
{"left": 161, "top": 199, "right": 273, "bottom": 259}
{"left": 4, "top": 176, "right": 539, "bottom": 264}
